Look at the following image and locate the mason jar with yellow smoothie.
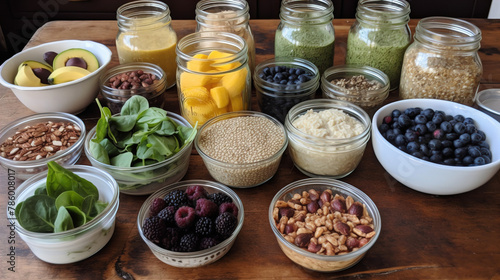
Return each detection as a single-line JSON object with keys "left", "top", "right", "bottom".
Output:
{"left": 116, "top": 0, "right": 177, "bottom": 89}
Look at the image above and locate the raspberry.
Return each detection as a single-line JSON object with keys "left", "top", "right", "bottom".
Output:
{"left": 164, "top": 189, "right": 188, "bottom": 209}
{"left": 179, "top": 233, "right": 199, "bottom": 252}
{"left": 195, "top": 217, "right": 214, "bottom": 236}
{"left": 175, "top": 206, "right": 196, "bottom": 228}
{"left": 149, "top": 197, "right": 167, "bottom": 216}
{"left": 219, "top": 202, "right": 239, "bottom": 217}
{"left": 215, "top": 212, "right": 238, "bottom": 238}
{"left": 159, "top": 227, "right": 181, "bottom": 250}
{"left": 142, "top": 216, "right": 167, "bottom": 243}
{"left": 199, "top": 237, "right": 220, "bottom": 250}
{"left": 195, "top": 198, "right": 219, "bottom": 217}
{"left": 157, "top": 206, "right": 176, "bottom": 226}
{"left": 185, "top": 185, "right": 208, "bottom": 203}
{"left": 207, "top": 192, "right": 232, "bottom": 206}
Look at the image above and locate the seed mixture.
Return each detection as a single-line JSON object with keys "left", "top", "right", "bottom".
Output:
{"left": 330, "top": 75, "right": 383, "bottom": 94}
{"left": 292, "top": 109, "right": 364, "bottom": 139}
{"left": 198, "top": 116, "right": 286, "bottom": 187}
{"left": 0, "top": 121, "right": 81, "bottom": 161}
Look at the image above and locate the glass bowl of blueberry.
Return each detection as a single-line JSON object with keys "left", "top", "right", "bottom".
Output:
{"left": 137, "top": 179, "right": 244, "bottom": 267}
{"left": 253, "top": 57, "right": 320, "bottom": 123}
{"left": 372, "top": 99, "right": 500, "bottom": 195}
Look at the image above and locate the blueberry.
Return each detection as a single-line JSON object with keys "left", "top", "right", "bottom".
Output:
{"left": 274, "top": 73, "right": 284, "bottom": 81}
{"left": 474, "top": 156, "right": 486, "bottom": 165}
{"left": 288, "top": 74, "right": 297, "bottom": 81}
{"left": 454, "top": 114, "right": 465, "bottom": 122}
{"left": 407, "top": 142, "right": 419, "bottom": 153}
{"left": 422, "top": 108, "right": 435, "bottom": 120}
{"left": 295, "top": 68, "right": 304, "bottom": 75}
{"left": 462, "top": 156, "right": 474, "bottom": 165}
{"left": 480, "top": 147, "right": 492, "bottom": 158}
{"left": 262, "top": 67, "right": 271, "bottom": 76}
{"left": 430, "top": 153, "right": 443, "bottom": 163}
{"left": 440, "top": 121, "right": 452, "bottom": 133}
{"left": 395, "top": 134, "right": 407, "bottom": 146}
{"left": 432, "top": 113, "right": 445, "bottom": 125}
{"left": 465, "top": 124, "right": 477, "bottom": 134}
{"left": 412, "top": 151, "right": 424, "bottom": 159}
{"left": 420, "top": 144, "right": 431, "bottom": 156}
{"left": 463, "top": 117, "right": 474, "bottom": 125}
{"left": 433, "top": 129, "right": 445, "bottom": 140}
{"left": 441, "top": 140, "right": 453, "bottom": 148}
{"left": 415, "top": 124, "right": 428, "bottom": 135}
{"left": 280, "top": 79, "right": 287, "bottom": 85}
{"left": 444, "top": 114, "right": 454, "bottom": 121}
{"left": 426, "top": 121, "right": 437, "bottom": 132}
{"left": 442, "top": 147, "right": 454, "bottom": 158}
{"left": 428, "top": 139, "right": 443, "bottom": 150}
{"left": 298, "top": 74, "right": 309, "bottom": 83}
{"left": 468, "top": 146, "right": 481, "bottom": 158}
{"left": 398, "top": 114, "right": 412, "bottom": 128}
{"left": 405, "top": 130, "right": 418, "bottom": 142}
{"left": 459, "top": 133, "right": 471, "bottom": 144}
{"left": 453, "top": 139, "right": 466, "bottom": 148}
{"left": 453, "top": 122, "right": 466, "bottom": 134}
{"left": 385, "top": 129, "right": 397, "bottom": 143}
{"left": 470, "top": 132, "right": 483, "bottom": 143}
{"left": 482, "top": 155, "right": 492, "bottom": 164}
{"left": 455, "top": 147, "right": 467, "bottom": 159}
{"left": 404, "top": 107, "right": 421, "bottom": 118}
{"left": 445, "top": 133, "right": 458, "bottom": 141}
{"left": 392, "top": 109, "right": 402, "bottom": 118}
{"left": 443, "top": 158, "right": 456, "bottom": 165}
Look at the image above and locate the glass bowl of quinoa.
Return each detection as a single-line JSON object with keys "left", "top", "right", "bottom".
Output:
{"left": 195, "top": 111, "right": 288, "bottom": 188}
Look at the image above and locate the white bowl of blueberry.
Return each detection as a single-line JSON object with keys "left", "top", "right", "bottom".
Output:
{"left": 137, "top": 180, "right": 244, "bottom": 267}
{"left": 372, "top": 99, "right": 500, "bottom": 195}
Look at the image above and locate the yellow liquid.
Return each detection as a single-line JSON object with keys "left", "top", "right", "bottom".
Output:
{"left": 117, "top": 29, "right": 177, "bottom": 88}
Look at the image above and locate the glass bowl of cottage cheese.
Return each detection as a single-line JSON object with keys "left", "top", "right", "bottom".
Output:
{"left": 285, "top": 99, "right": 371, "bottom": 178}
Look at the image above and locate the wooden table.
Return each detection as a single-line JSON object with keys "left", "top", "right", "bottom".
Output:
{"left": 1, "top": 19, "right": 499, "bottom": 279}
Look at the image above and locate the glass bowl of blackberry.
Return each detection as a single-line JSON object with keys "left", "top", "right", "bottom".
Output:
{"left": 137, "top": 179, "right": 244, "bottom": 267}
{"left": 372, "top": 99, "right": 500, "bottom": 195}
{"left": 253, "top": 57, "right": 320, "bottom": 123}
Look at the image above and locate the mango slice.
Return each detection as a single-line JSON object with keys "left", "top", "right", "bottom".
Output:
{"left": 179, "top": 72, "right": 212, "bottom": 90}
{"left": 210, "top": 86, "right": 230, "bottom": 108}
{"left": 221, "top": 68, "right": 248, "bottom": 98}
{"left": 186, "top": 54, "right": 211, "bottom": 72}
{"left": 207, "top": 50, "right": 240, "bottom": 71}
{"left": 230, "top": 95, "right": 244, "bottom": 111}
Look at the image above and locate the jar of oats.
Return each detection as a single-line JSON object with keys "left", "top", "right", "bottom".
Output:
{"left": 195, "top": 0, "right": 256, "bottom": 73}
{"left": 399, "top": 17, "right": 483, "bottom": 106}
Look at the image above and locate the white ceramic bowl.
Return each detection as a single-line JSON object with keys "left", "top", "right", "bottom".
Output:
{"left": 0, "top": 40, "right": 112, "bottom": 114}
{"left": 10, "top": 165, "right": 119, "bottom": 264}
{"left": 372, "top": 99, "right": 500, "bottom": 195}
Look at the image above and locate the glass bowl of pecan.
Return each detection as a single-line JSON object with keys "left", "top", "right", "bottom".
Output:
{"left": 321, "top": 65, "right": 390, "bottom": 117}
{"left": 99, "top": 62, "right": 167, "bottom": 114}
{"left": 0, "top": 112, "right": 85, "bottom": 180}
{"left": 269, "top": 177, "right": 381, "bottom": 272}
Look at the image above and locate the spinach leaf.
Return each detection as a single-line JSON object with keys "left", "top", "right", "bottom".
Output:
{"left": 110, "top": 115, "right": 137, "bottom": 132}
{"left": 15, "top": 195, "right": 57, "bottom": 233}
{"left": 54, "top": 206, "right": 74, "bottom": 233}
{"left": 55, "top": 191, "right": 84, "bottom": 210}
{"left": 121, "top": 95, "right": 149, "bottom": 116}
{"left": 110, "top": 152, "right": 134, "bottom": 167}
{"left": 81, "top": 195, "right": 97, "bottom": 220}
{"left": 34, "top": 186, "right": 48, "bottom": 195}
{"left": 100, "top": 138, "right": 120, "bottom": 157}
{"left": 95, "top": 98, "right": 117, "bottom": 143}
{"left": 155, "top": 119, "right": 176, "bottom": 136}
{"left": 137, "top": 107, "right": 167, "bottom": 126}
{"left": 46, "top": 161, "right": 99, "bottom": 200}
{"left": 178, "top": 124, "right": 198, "bottom": 146}
{"left": 93, "top": 201, "right": 109, "bottom": 215}
{"left": 65, "top": 206, "right": 87, "bottom": 228}
{"left": 88, "top": 140, "right": 111, "bottom": 165}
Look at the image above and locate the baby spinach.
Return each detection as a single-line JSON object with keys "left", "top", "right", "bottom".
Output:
{"left": 15, "top": 162, "right": 109, "bottom": 233}
{"left": 89, "top": 95, "right": 197, "bottom": 187}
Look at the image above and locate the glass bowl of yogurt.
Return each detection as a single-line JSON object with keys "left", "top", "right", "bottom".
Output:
{"left": 285, "top": 99, "right": 371, "bottom": 178}
{"left": 10, "top": 165, "right": 119, "bottom": 264}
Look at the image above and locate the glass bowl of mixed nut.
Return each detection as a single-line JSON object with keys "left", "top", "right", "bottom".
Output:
{"left": 321, "top": 65, "right": 390, "bottom": 116}
{"left": 269, "top": 178, "right": 381, "bottom": 272}
{"left": 99, "top": 62, "right": 167, "bottom": 114}
{"left": 0, "top": 112, "right": 85, "bottom": 180}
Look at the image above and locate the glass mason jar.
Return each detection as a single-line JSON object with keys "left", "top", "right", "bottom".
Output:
{"left": 195, "top": 0, "right": 256, "bottom": 73}
{"left": 116, "top": 0, "right": 178, "bottom": 89}
{"left": 346, "top": 0, "right": 411, "bottom": 90}
{"left": 176, "top": 31, "right": 251, "bottom": 127}
{"left": 399, "top": 17, "right": 483, "bottom": 106}
{"left": 275, "top": 0, "right": 335, "bottom": 74}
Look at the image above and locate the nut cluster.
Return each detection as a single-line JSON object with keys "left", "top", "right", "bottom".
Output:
{"left": 0, "top": 121, "right": 81, "bottom": 161}
{"left": 273, "top": 188, "right": 375, "bottom": 256}
{"left": 107, "top": 70, "right": 159, "bottom": 90}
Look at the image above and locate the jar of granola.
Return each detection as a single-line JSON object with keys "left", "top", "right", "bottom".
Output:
{"left": 195, "top": 0, "right": 255, "bottom": 73}
{"left": 346, "top": 0, "right": 411, "bottom": 90}
{"left": 399, "top": 17, "right": 483, "bottom": 106}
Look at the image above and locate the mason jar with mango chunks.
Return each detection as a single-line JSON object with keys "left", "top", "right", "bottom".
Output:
{"left": 176, "top": 32, "right": 251, "bottom": 127}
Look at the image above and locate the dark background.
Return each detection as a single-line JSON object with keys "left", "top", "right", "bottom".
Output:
{"left": 0, "top": 0, "right": 494, "bottom": 63}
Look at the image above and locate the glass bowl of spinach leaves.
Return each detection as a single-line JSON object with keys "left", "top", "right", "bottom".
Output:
{"left": 84, "top": 95, "right": 197, "bottom": 195}
{"left": 11, "top": 162, "right": 119, "bottom": 264}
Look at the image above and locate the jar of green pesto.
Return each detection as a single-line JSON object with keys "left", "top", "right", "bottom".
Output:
{"left": 275, "top": 0, "right": 335, "bottom": 74}
{"left": 346, "top": 0, "right": 411, "bottom": 90}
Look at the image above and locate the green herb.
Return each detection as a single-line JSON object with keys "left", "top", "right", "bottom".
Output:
{"left": 89, "top": 95, "right": 197, "bottom": 186}
{"left": 15, "top": 162, "right": 109, "bottom": 233}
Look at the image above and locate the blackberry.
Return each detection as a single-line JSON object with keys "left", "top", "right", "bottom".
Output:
{"left": 164, "top": 189, "right": 188, "bottom": 209}
{"left": 143, "top": 216, "right": 167, "bottom": 243}
{"left": 215, "top": 212, "right": 238, "bottom": 239}
{"left": 149, "top": 197, "right": 167, "bottom": 216}
{"left": 195, "top": 217, "right": 214, "bottom": 236}
{"left": 157, "top": 206, "right": 176, "bottom": 226}
{"left": 207, "top": 192, "right": 232, "bottom": 206}
{"left": 179, "top": 233, "right": 199, "bottom": 252}
{"left": 199, "top": 237, "right": 220, "bottom": 250}
{"left": 159, "top": 227, "right": 181, "bottom": 250}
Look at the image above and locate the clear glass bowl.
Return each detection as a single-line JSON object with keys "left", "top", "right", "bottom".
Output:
{"left": 0, "top": 112, "right": 86, "bottom": 180}
{"left": 84, "top": 111, "right": 193, "bottom": 195}
{"left": 137, "top": 179, "right": 244, "bottom": 267}
{"left": 99, "top": 62, "right": 167, "bottom": 114}
{"left": 254, "top": 57, "right": 320, "bottom": 123}
{"left": 195, "top": 111, "right": 288, "bottom": 188}
{"left": 321, "top": 65, "right": 390, "bottom": 117}
{"left": 268, "top": 178, "right": 381, "bottom": 272}
{"left": 10, "top": 165, "right": 119, "bottom": 264}
{"left": 285, "top": 99, "right": 371, "bottom": 178}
